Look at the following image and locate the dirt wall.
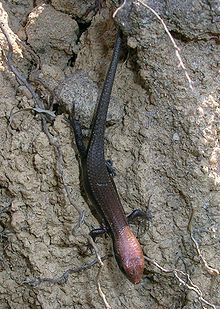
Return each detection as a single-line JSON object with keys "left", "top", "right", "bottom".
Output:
{"left": 0, "top": 1, "right": 219, "bottom": 308}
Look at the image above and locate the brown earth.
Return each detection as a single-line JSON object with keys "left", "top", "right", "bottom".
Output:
{"left": 0, "top": 1, "right": 219, "bottom": 308}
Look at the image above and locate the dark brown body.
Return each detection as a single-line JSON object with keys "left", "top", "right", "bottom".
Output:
{"left": 71, "top": 30, "right": 144, "bottom": 284}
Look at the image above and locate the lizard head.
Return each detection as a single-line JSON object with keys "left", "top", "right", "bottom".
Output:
{"left": 113, "top": 226, "right": 144, "bottom": 284}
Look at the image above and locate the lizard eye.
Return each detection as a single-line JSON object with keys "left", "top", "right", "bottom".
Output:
{"left": 114, "top": 251, "right": 127, "bottom": 275}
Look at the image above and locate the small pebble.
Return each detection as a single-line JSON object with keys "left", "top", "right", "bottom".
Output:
{"left": 173, "top": 132, "right": 180, "bottom": 141}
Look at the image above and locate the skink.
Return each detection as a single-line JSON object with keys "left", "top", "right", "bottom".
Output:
{"left": 70, "top": 30, "right": 144, "bottom": 284}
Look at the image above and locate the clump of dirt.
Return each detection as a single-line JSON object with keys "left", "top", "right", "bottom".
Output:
{"left": 0, "top": 1, "right": 219, "bottom": 308}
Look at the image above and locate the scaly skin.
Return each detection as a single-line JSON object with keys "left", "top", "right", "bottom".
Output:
{"left": 70, "top": 30, "right": 144, "bottom": 284}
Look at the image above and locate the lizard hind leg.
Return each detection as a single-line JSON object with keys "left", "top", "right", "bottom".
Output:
{"left": 69, "top": 112, "right": 87, "bottom": 158}
{"left": 106, "top": 159, "right": 117, "bottom": 177}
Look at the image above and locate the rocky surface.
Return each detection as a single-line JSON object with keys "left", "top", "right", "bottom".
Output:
{"left": 0, "top": 0, "right": 219, "bottom": 308}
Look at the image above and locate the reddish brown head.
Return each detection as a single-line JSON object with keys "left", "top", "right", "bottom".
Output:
{"left": 113, "top": 226, "right": 144, "bottom": 284}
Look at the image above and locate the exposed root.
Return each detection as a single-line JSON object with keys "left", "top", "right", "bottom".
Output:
{"left": 145, "top": 256, "right": 217, "bottom": 309}
{"left": 187, "top": 208, "right": 219, "bottom": 276}
{"left": 113, "top": 0, "right": 194, "bottom": 90}
{"left": 23, "top": 254, "right": 111, "bottom": 287}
